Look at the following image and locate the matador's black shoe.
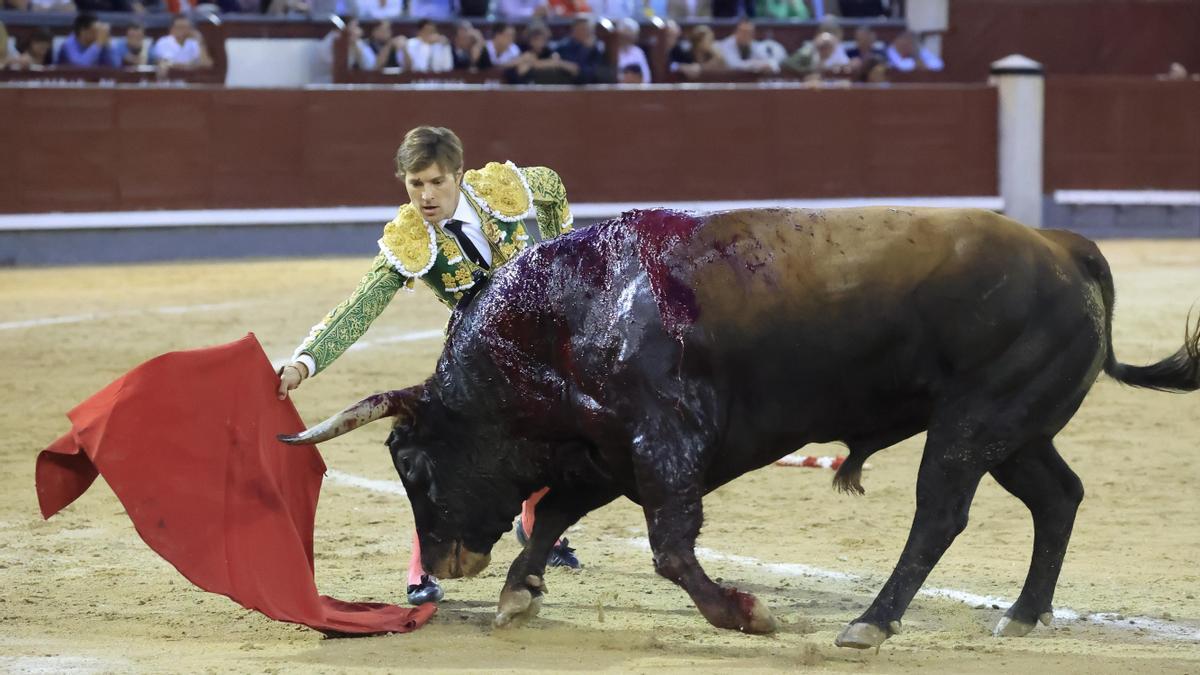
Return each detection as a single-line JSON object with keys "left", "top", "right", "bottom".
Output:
{"left": 515, "top": 518, "right": 582, "bottom": 569}
{"left": 547, "top": 538, "right": 581, "bottom": 569}
{"left": 406, "top": 574, "right": 444, "bottom": 605}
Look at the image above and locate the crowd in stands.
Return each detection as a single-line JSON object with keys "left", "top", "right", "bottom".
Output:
{"left": 2, "top": 0, "right": 933, "bottom": 82}
{"left": 1, "top": 12, "right": 212, "bottom": 68}
{"left": 313, "top": 12, "right": 940, "bottom": 84}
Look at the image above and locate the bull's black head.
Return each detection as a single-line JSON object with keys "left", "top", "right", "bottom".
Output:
{"left": 386, "top": 401, "right": 526, "bottom": 579}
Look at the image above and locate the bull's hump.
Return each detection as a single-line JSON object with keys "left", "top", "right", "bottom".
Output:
{"left": 619, "top": 209, "right": 706, "bottom": 341}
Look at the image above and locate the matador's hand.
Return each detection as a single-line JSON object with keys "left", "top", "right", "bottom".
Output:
{"left": 277, "top": 362, "right": 309, "bottom": 400}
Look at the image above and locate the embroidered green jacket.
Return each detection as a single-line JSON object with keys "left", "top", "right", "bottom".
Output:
{"left": 291, "top": 161, "right": 573, "bottom": 376}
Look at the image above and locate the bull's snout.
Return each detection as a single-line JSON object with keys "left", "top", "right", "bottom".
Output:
{"left": 428, "top": 541, "right": 490, "bottom": 579}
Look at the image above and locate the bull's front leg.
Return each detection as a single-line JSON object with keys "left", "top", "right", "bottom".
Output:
{"left": 494, "top": 486, "right": 617, "bottom": 628}
{"left": 632, "top": 433, "right": 777, "bottom": 635}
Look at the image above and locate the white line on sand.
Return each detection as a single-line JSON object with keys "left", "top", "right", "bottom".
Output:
{"left": 315, "top": 466, "right": 1200, "bottom": 642}
{"left": 0, "top": 301, "right": 249, "bottom": 331}
{"left": 325, "top": 469, "right": 407, "bottom": 496}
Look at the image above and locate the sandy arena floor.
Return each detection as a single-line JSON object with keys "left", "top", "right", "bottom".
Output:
{"left": 1, "top": 239, "right": 1198, "bottom": 673}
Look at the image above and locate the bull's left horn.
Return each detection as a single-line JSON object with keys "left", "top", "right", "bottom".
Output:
{"left": 277, "top": 384, "right": 424, "bottom": 445}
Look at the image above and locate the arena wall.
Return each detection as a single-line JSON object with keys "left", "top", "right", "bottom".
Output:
{"left": 1, "top": 84, "right": 1000, "bottom": 214}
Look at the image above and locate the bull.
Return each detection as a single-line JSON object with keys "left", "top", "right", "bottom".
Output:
{"left": 281, "top": 207, "right": 1200, "bottom": 648}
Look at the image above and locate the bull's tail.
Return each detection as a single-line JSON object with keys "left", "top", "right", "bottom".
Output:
{"left": 277, "top": 384, "right": 425, "bottom": 445}
{"left": 1083, "top": 248, "right": 1200, "bottom": 393}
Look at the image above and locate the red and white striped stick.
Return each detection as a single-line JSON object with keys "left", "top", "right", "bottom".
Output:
{"left": 774, "top": 455, "right": 845, "bottom": 469}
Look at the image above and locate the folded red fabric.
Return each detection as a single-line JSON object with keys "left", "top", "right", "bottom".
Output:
{"left": 35, "top": 333, "right": 435, "bottom": 636}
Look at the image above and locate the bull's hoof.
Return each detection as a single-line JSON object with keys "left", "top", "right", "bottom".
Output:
{"left": 835, "top": 622, "right": 891, "bottom": 649}
{"left": 738, "top": 592, "right": 778, "bottom": 634}
{"left": 493, "top": 575, "right": 545, "bottom": 629}
{"left": 994, "top": 611, "right": 1052, "bottom": 638}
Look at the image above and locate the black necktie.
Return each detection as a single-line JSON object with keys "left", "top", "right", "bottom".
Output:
{"left": 443, "top": 220, "right": 489, "bottom": 269}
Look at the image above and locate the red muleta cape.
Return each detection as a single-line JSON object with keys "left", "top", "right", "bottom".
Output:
{"left": 35, "top": 333, "right": 435, "bottom": 636}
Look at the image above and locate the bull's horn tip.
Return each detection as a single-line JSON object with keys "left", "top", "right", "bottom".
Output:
{"left": 277, "top": 433, "right": 304, "bottom": 444}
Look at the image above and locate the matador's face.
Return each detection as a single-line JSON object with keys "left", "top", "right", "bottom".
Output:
{"left": 405, "top": 163, "right": 463, "bottom": 224}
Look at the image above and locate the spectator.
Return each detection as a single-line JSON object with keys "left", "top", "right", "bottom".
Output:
{"left": 856, "top": 55, "right": 886, "bottom": 83}
{"left": 690, "top": 24, "right": 725, "bottom": 70}
{"left": 12, "top": 28, "right": 53, "bottom": 69}
{"left": 553, "top": 15, "right": 609, "bottom": 83}
{"left": 497, "top": 0, "right": 547, "bottom": 20}
{"left": 711, "top": 0, "right": 753, "bottom": 18}
{"left": 549, "top": 0, "right": 590, "bottom": 15}
{"left": 59, "top": 14, "right": 114, "bottom": 68}
{"left": 152, "top": 15, "right": 213, "bottom": 69}
{"left": 591, "top": 0, "right": 637, "bottom": 18}
{"left": 508, "top": 21, "right": 576, "bottom": 83}
{"left": 450, "top": 20, "right": 485, "bottom": 70}
{"left": 405, "top": 19, "right": 453, "bottom": 72}
{"left": 112, "top": 22, "right": 152, "bottom": 67}
{"left": 665, "top": 0, "right": 711, "bottom": 18}
{"left": 782, "top": 31, "right": 849, "bottom": 76}
{"left": 844, "top": 25, "right": 884, "bottom": 61}
{"left": 0, "top": 21, "right": 10, "bottom": 69}
{"left": 409, "top": 0, "right": 454, "bottom": 20}
{"left": 481, "top": 22, "right": 521, "bottom": 68}
{"left": 364, "top": 20, "right": 406, "bottom": 69}
{"left": 618, "top": 63, "right": 644, "bottom": 84}
{"left": 717, "top": 18, "right": 778, "bottom": 73}
{"left": 357, "top": 0, "right": 402, "bottom": 21}
{"left": 886, "top": 30, "right": 943, "bottom": 71}
{"left": 613, "top": 18, "right": 650, "bottom": 83}
{"left": 547, "top": 0, "right": 591, "bottom": 17}
{"left": 24, "top": 0, "right": 78, "bottom": 11}
{"left": 757, "top": 0, "right": 808, "bottom": 20}
{"left": 319, "top": 17, "right": 378, "bottom": 71}
{"left": 663, "top": 19, "right": 696, "bottom": 77}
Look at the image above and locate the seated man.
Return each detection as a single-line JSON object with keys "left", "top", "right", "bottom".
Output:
{"left": 12, "top": 28, "right": 54, "bottom": 69}
{"left": 717, "top": 18, "right": 779, "bottom": 74}
{"left": 364, "top": 20, "right": 407, "bottom": 70}
{"left": 152, "top": 15, "right": 213, "bottom": 69}
{"left": 450, "top": 20, "right": 485, "bottom": 70}
{"left": 58, "top": 14, "right": 115, "bottom": 68}
{"left": 112, "top": 22, "right": 152, "bottom": 68}
{"left": 405, "top": 19, "right": 453, "bottom": 72}
{"left": 886, "top": 30, "right": 943, "bottom": 72}
{"left": 480, "top": 22, "right": 521, "bottom": 69}
{"left": 553, "top": 15, "right": 609, "bottom": 84}
{"left": 614, "top": 18, "right": 650, "bottom": 83}
{"left": 507, "top": 22, "right": 577, "bottom": 84}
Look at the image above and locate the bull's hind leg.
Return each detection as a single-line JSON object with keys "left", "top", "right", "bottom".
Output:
{"left": 836, "top": 420, "right": 1000, "bottom": 649}
{"left": 989, "top": 439, "right": 1084, "bottom": 637}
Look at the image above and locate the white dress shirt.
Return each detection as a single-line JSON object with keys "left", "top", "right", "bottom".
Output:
{"left": 486, "top": 41, "right": 521, "bottom": 67}
{"left": 152, "top": 35, "right": 201, "bottom": 66}
{"left": 405, "top": 38, "right": 454, "bottom": 72}
{"left": 357, "top": 0, "right": 402, "bottom": 19}
{"left": 439, "top": 190, "right": 493, "bottom": 268}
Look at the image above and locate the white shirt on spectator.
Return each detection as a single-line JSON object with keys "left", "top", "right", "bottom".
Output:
{"left": 357, "top": 0, "right": 402, "bottom": 20}
{"left": 486, "top": 41, "right": 521, "bottom": 67}
{"left": 406, "top": 38, "right": 453, "bottom": 72}
{"left": 317, "top": 30, "right": 377, "bottom": 72}
{"left": 496, "top": 0, "right": 543, "bottom": 19}
{"left": 152, "top": 35, "right": 201, "bottom": 66}
{"left": 886, "top": 45, "right": 943, "bottom": 72}
{"left": 617, "top": 44, "right": 650, "bottom": 82}
{"left": 717, "top": 36, "right": 781, "bottom": 72}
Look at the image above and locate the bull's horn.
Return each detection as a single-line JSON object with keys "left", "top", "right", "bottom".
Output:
{"left": 277, "top": 385, "right": 424, "bottom": 445}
